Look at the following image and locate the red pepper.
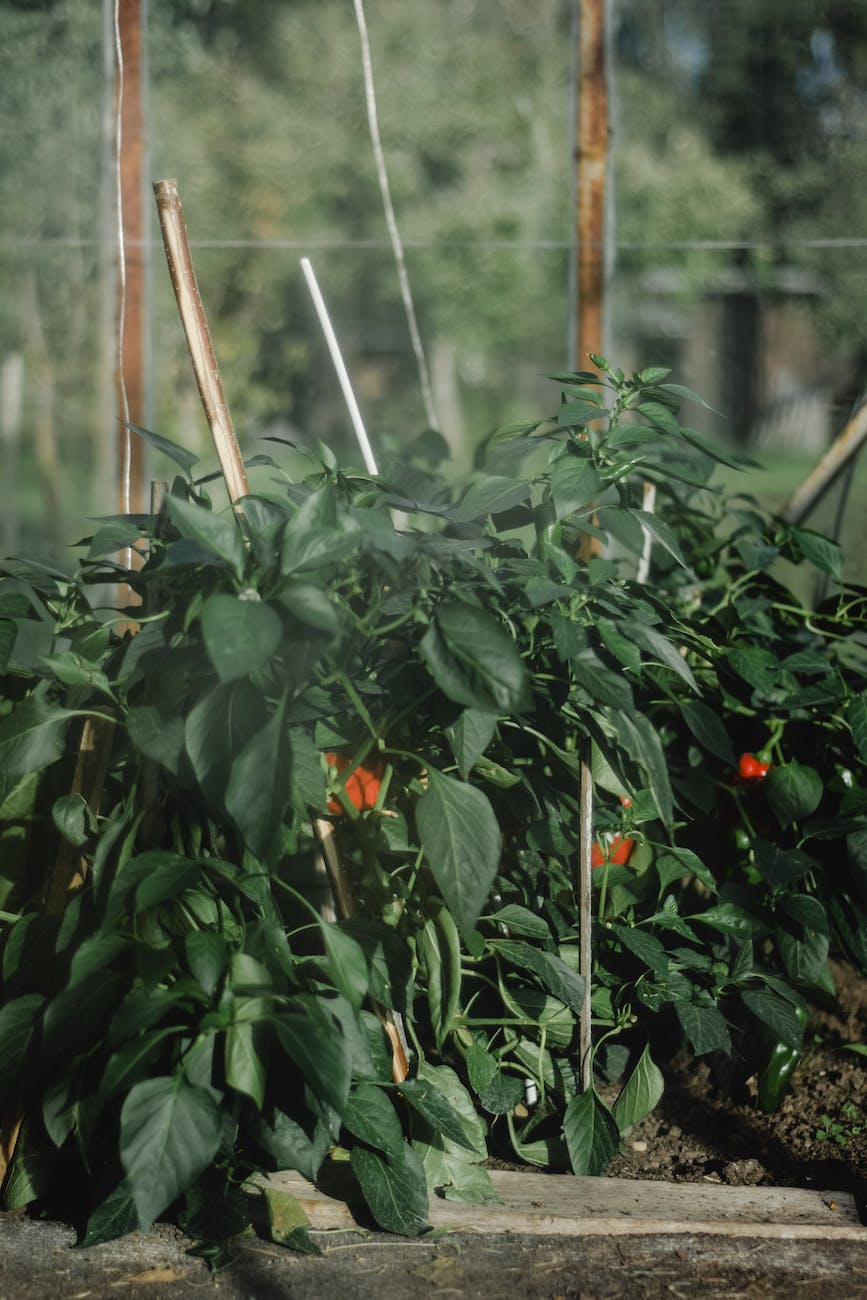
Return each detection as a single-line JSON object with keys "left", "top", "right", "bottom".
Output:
{"left": 325, "top": 751, "right": 384, "bottom": 815}
{"left": 736, "top": 752, "right": 771, "bottom": 782}
{"left": 591, "top": 833, "right": 635, "bottom": 869}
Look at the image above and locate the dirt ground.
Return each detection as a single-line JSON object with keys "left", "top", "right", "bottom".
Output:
{"left": 2, "top": 1214, "right": 867, "bottom": 1300}
{"left": 2, "top": 962, "right": 867, "bottom": 1298}
{"left": 606, "top": 959, "right": 867, "bottom": 1199}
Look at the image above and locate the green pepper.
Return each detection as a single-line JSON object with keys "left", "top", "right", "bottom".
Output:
{"left": 756, "top": 1005, "right": 809, "bottom": 1113}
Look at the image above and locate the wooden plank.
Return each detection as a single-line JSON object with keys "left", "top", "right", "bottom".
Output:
{"left": 259, "top": 1166, "right": 864, "bottom": 1240}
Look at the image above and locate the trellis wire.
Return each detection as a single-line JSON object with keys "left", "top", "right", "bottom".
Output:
{"left": 351, "top": 0, "right": 439, "bottom": 433}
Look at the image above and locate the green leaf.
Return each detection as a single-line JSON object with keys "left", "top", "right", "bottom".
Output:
{"left": 612, "top": 710, "right": 673, "bottom": 825}
{"left": 286, "top": 727, "right": 328, "bottom": 812}
{"left": 225, "top": 698, "right": 289, "bottom": 861}
{"left": 3, "top": 1127, "right": 58, "bottom": 1209}
{"left": 596, "top": 617, "right": 642, "bottom": 673}
{"left": 225, "top": 1016, "right": 268, "bottom": 1109}
{"left": 100, "top": 1029, "right": 179, "bottom": 1099}
{"left": 678, "top": 700, "right": 736, "bottom": 766}
{"left": 349, "top": 1145, "right": 429, "bottom": 1237}
{"left": 572, "top": 652, "right": 634, "bottom": 709}
{"left": 262, "top": 1186, "right": 321, "bottom": 1255}
{"left": 466, "top": 1043, "right": 524, "bottom": 1114}
{"left": 135, "top": 854, "right": 202, "bottom": 911}
{"left": 127, "top": 703, "right": 185, "bottom": 775}
{"left": 120, "top": 1075, "right": 223, "bottom": 1229}
{"left": 0, "top": 993, "right": 44, "bottom": 1102}
{"left": 128, "top": 422, "right": 199, "bottom": 476}
{"left": 451, "top": 476, "right": 530, "bottom": 523}
{"left": 321, "top": 922, "right": 370, "bottom": 1011}
{"left": 420, "top": 601, "right": 531, "bottom": 714}
{"left": 52, "top": 792, "right": 91, "bottom": 846}
{"left": 200, "top": 594, "right": 283, "bottom": 683}
{"left": 612, "top": 1044, "right": 664, "bottom": 1134}
{"left": 337, "top": 920, "right": 412, "bottom": 1013}
{"left": 399, "top": 1077, "right": 479, "bottom": 1151}
{"left": 562, "top": 1090, "right": 620, "bottom": 1175}
{"left": 631, "top": 511, "right": 687, "bottom": 567}
{"left": 742, "top": 987, "right": 804, "bottom": 1051}
{"left": 612, "top": 925, "right": 669, "bottom": 978}
{"left": 166, "top": 495, "right": 246, "bottom": 577}
{"left": 790, "top": 527, "right": 842, "bottom": 578}
{"left": 765, "top": 762, "right": 823, "bottom": 826}
{"left": 416, "top": 769, "right": 500, "bottom": 939}
{"left": 550, "top": 457, "right": 601, "bottom": 521}
{"left": 658, "top": 846, "right": 717, "bottom": 894}
{"left": 79, "top": 1180, "right": 140, "bottom": 1247}
{"left": 277, "top": 1003, "right": 350, "bottom": 1116}
{"left": 421, "top": 907, "right": 462, "bottom": 1048}
{"left": 776, "top": 924, "right": 829, "bottom": 985}
{"left": 622, "top": 620, "right": 697, "bottom": 691}
{"left": 849, "top": 694, "right": 867, "bottom": 766}
{"left": 753, "top": 840, "right": 813, "bottom": 889}
{"left": 692, "top": 902, "right": 770, "bottom": 939}
{"left": 185, "top": 931, "right": 228, "bottom": 997}
{"left": 417, "top": 1061, "right": 487, "bottom": 1158}
{"left": 487, "top": 904, "right": 551, "bottom": 940}
{"left": 557, "top": 397, "right": 608, "bottom": 427}
{"left": 343, "top": 1084, "right": 406, "bottom": 1158}
{"left": 446, "top": 708, "right": 497, "bottom": 780}
{"left": 0, "top": 693, "right": 78, "bottom": 775}
{"left": 184, "top": 680, "right": 266, "bottom": 809}
{"left": 246, "top": 1108, "right": 332, "bottom": 1182}
{"left": 675, "top": 1001, "right": 731, "bottom": 1056}
{"left": 489, "top": 939, "right": 585, "bottom": 1014}
{"left": 728, "top": 645, "right": 781, "bottom": 693}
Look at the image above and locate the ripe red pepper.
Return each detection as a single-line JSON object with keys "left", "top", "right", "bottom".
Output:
{"left": 325, "top": 751, "right": 384, "bottom": 815}
{"left": 736, "top": 752, "right": 771, "bottom": 782}
{"left": 591, "top": 833, "right": 635, "bottom": 869}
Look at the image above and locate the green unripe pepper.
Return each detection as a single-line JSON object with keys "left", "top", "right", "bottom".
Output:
{"left": 756, "top": 1005, "right": 809, "bottom": 1113}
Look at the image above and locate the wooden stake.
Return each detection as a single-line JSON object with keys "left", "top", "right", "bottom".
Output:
{"left": 152, "top": 178, "right": 250, "bottom": 508}
{"left": 781, "top": 398, "right": 867, "bottom": 525}
{"left": 315, "top": 817, "right": 409, "bottom": 1083}
{"left": 115, "top": 0, "right": 147, "bottom": 521}
{"left": 575, "top": 0, "right": 608, "bottom": 1093}
{"left": 576, "top": 0, "right": 608, "bottom": 363}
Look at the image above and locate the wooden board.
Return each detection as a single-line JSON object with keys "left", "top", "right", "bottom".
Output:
{"left": 259, "top": 1165, "right": 866, "bottom": 1241}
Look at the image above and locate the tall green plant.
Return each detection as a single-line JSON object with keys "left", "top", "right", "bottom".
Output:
{"left": 0, "top": 359, "right": 864, "bottom": 1256}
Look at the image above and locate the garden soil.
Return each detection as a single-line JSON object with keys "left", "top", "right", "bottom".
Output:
{"left": 2, "top": 960, "right": 867, "bottom": 1298}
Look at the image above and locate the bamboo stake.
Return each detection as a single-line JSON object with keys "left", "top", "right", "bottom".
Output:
{"left": 315, "top": 817, "right": 409, "bottom": 1083}
{"left": 577, "top": 748, "right": 594, "bottom": 1092}
{"left": 152, "top": 178, "right": 249, "bottom": 507}
{"left": 781, "top": 398, "right": 867, "bottom": 525}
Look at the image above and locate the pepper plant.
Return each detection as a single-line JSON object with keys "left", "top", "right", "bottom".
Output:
{"left": 0, "top": 357, "right": 865, "bottom": 1254}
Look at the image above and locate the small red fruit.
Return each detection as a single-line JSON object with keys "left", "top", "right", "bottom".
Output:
{"left": 591, "top": 833, "right": 635, "bottom": 869}
{"left": 325, "top": 751, "right": 384, "bottom": 815}
{"left": 736, "top": 752, "right": 771, "bottom": 783}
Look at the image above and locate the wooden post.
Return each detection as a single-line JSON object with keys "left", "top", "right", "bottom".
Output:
{"left": 575, "top": 0, "right": 609, "bottom": 1094}
{"left": 115, "top": 0, "right": 147, "bottom": 519}
{"left": 576, "top": 0, "right": 608, "bottom": 363}
{"left": 152, "top": 178, "right": 250, "bottom": 508}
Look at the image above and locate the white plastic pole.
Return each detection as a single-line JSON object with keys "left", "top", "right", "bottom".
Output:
{"left": 300, "top": 257, "right": 379, "bottom": 477}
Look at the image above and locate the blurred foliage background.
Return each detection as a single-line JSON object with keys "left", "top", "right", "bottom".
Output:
{"left": 1, "top": 0, "right": 866, "bottom": 568}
